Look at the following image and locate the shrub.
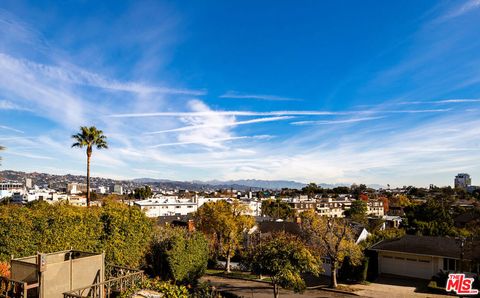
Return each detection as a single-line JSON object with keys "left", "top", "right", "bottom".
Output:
{"left": 147, "top": 226, "right": 209, "bottom": 285}
{"left": 0, "top": 201, "right": 153, "bottom": 267}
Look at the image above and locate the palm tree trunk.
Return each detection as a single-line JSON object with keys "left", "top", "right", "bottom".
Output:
{"left": 86, "top": 151, "right": 91, "bottom": 207}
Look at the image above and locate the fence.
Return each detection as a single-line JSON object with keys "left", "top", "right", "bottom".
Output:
{"left": 0, "top": 277, "right": 28, "bottom": 298}
{"left": 62, "top": 266, "right": 144, "bottom": 298}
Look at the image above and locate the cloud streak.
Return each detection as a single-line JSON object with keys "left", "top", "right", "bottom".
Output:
{"left": 109, "top": 108, "right": 448, "bottom": 118}
{"left": 145, "top": 116, "right": 293, "bottom": 134}
{"left": 291, "top": 116, "right": 386, "bottom": 126}
{"left": 220, "top": 91, "right": 301, "bottom": 101}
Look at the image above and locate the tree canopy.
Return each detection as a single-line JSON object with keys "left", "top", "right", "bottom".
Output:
{"left": 300, "top": 210, "right": 362, "bottom": 288}
{"left": 194, "top": 200, "right": 254, "bottom": 272}
{"left": 250, "top": 233, "right": 320, "bottom": 298}
{"left": 261, "top": 199, "right": 294, "bottom": 220}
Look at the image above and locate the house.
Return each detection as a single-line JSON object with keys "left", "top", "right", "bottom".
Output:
{"left": 370, "top": 235, "right": 480, "bottom": 280}
{"left": 134, "top": 197, "right": 197, "bottom": 217}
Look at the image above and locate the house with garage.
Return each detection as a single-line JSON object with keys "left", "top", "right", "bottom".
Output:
{"left": 370, "top": 235, "right": 480, "bottom": 280}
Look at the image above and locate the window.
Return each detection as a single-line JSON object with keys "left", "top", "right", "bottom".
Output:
{"left": 383, "top": 255, "right": 393, "bottom": 259}
{"left": 406, "top": 258, "right": 417, "bottom": 262}
{"left": 418, "top": 259, "right": 430, "bottom": 263}
{"left": 444, "top": 258, "right": 458, "bottom": 271}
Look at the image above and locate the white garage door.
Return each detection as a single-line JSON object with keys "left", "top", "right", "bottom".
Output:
{"left": 380, "top": 254, "right": 433, "bottom": 279}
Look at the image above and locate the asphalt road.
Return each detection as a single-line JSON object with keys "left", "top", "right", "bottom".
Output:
{"left": 200, "top": 275, "right": 353, "bottom": 298}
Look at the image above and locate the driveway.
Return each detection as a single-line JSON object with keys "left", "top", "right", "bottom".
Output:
{"left": 347, "top": 275, "right": 451, "bottom": 298}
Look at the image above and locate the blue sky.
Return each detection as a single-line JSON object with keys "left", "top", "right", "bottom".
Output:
{"left": 1, "top": 1, "right": 480, "bottom": 187}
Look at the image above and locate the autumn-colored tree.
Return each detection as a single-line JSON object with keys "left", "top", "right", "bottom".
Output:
{"left": 0, "top": 261, "right": 10, "bottom": 278}
{"left": 390, "top": 194, "right": 411, "bottom": 207}
{"left": 379, "top": 196, "right": 389, "bottom": 213}
{"left": 194, "top": 200, "right": 254, "bottom": 272}
{"left": 300, "top": 210, "right": 363, "bottom": 288}
{"left": 250, "top": 233, "right": 320, "bottom": 298}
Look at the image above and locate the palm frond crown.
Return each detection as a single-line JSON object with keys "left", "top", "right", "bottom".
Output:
{"left": 71, "top": 126, "right": 109, "bottom": 150}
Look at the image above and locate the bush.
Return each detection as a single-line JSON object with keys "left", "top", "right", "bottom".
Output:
{"left": 147, "top": 226, "right": 209, "bottom": 285}
{"left": 0, "top": 201, "right": 153, "bottom": 267}
{"left": 120, "top": 279, "right": 190, "bottom": 298}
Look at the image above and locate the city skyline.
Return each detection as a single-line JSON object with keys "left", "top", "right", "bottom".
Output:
{"left": 1, "top": 1, "right": 480, "bottom": 187}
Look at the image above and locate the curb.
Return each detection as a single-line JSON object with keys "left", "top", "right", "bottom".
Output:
{"left": 313, "top": 287, "right": 360, "bottom": 296}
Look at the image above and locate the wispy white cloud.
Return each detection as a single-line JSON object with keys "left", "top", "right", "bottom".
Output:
{"left": 220, "top": 91, "right": 301, "bottom": 101}
{"left": 0, "top": 99, "right": 31, "bottom": 111}
{"left": 109, "top": 108, "right": 448, "bottom": 118}
{"left": 0, "top": 125, "right": 24, "bottom": 134}
{"left": 291, "top": 116, "right": 385, "bottom": 126}
{"left": 399, "top": 98, "right": 480, "bottom": 105}
{"left": 148, "top": 135, "right": 272, "bottom": 148}
{"left": 4, "top": 151, "right": 54, "bottom": 160}
{"left": 440, "top": 0, "right": 480, "bottom": 20}
{"left": 145, "top": 116, "right": 293, "bottom": 134}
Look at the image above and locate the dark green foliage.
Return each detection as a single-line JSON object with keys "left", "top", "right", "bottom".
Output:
{"left": 132, "top": 186, "right": 153, "bottom": 200}
{"left": 339, "top": 256, "right": 369, "bottom": 283}
{"left": 404, "top": 196, "right": 457, "bottom": 236}
{"left": 0, "top": 201, "right": 153, "bottom": 267}
{"left": 147, "top": 226, "right": 208, "bottom": 285}
{"left": 261, "top": 199, "right": 294, "bottom": 220}
{"left": 348, "top": 200, "right": 368, "bottom": 224}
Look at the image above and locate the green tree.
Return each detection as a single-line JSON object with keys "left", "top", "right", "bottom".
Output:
{"left": 301, "top": 183, "right": 323, "bottom": 197}
{"left": 71, "top": 126, "right": 108, "bottom": 207}
{"left": 250, "top": 233, "right": 320, "bottom": 298}
{"left": 0, "top": 201, "right": 153, "bottom": 267}
{"left": 261, "top": 199, "right": 294, "bottom": 220}
{"left": 147, "top": 226, "right": 208, "bottom": 285}
{"left": 403, "top": 195, "right": 456, "bottom": 236}
{"left": 348, "top": 200, "right": 368, "bottom": 224}
{"left": 300, "top": 210, "right": 362, "bottom": 288}
{"left": 133, "top": 186, "right": 153, "bottom": 200}
{"left": 195, "top": 200, "right": 254, "bottom": 273}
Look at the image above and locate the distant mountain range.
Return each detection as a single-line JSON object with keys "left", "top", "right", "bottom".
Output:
{"left": 2, "top": 170, "right": 384, "bottom": 191}
{"left": 132, "top": 178, "right": 305, "bottom": 190}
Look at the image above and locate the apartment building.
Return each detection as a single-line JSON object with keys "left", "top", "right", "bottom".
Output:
{"left": 134, "top": 196, "right": 197, "bottom": 217}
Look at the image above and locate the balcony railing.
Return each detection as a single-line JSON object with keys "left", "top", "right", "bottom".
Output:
{"left": 0, "top": 277, "right": 28, "bottom": 298}
{"left": 63, "top": 266, "right": 144, "bottom": 298}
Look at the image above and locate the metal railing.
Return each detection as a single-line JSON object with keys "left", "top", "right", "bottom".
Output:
{"left": 0, "top": 277, "right": 27, "bottom": 298}
{"left": 63, "top": 266, "right": 144, "bottom": 298}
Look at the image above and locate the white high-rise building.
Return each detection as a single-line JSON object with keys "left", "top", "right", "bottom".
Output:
{"left": 454, "top": 173, "right": 471, "bottom": 189}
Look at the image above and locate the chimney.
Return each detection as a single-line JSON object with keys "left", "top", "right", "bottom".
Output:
{"left": 296, "top": 217, "right": 302, "bottom": 225}
{"left": 187, "top": 219, "right": 195, "bottom": 232}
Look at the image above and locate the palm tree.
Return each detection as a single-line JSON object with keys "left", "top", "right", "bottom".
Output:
{"left": 0, "top": 145, "right": 4, "bottom": 166}
{"left": 71, "top": 126, "right": 108, "bottom": 207}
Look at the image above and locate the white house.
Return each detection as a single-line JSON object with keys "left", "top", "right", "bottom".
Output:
{"left": 135, "top": 197, "right": 197, "bottom": 217}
